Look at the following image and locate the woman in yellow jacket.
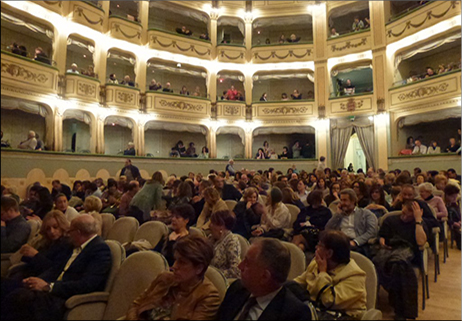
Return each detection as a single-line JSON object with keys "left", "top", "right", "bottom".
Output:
{"left": 295, "top": 230, "right": 367, "bottom": 320}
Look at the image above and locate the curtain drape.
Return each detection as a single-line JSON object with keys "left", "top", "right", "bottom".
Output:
{"left": 144, "top": 122, "right": 207, "bottom": 135}
{"left": 218, "top": 17, "right": 245, "bottom": 37}
{"left": 1, "top": 12, "right": 54, "bottom": 38}
{"left": 216, "top": 127, "right": 245, "bottom": 145}
{"left": 1, "top": 98, "right": 48, "bottom": 117}
{"left": 147, "top": 63, "right": 206, "bottom": 78}
{"left": 104, "top": 116, "right": 133, "bottom": 129}
{"left": 355, "top": 125, "right": 376, "bottom": 170}
{"left": 331, "top": 126, "right": 353, "bottom": 170}
{"left": 63, "top": 110, "right": 91, "bottom": 125}
{"left": 253, "top": 72, "right": 315, "bottom": 83}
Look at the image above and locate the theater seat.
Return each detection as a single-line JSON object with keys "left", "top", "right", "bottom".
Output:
{"left": 106, "top": 217, "right": 139, "bottom": 245}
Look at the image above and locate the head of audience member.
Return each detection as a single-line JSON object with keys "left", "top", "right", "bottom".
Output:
{"left": 257, "top": 148, "right": 265, "bottom": 158}
{"left": 124, "top": 75, "right": 131, "bottom": 83}
{"left": 70, "top": 63, "right": 78, "bottom": 72}
{"left": 269, "top": 187, "right": 283, "bottom": 208}
{"left": 281, "top": 93, "right": 288, "bottom": 100}
{"left": 400, "top": 201, "right": 418, "bottom": 223}
{"left": 40, "top": 210, "right": 70, "bottom": 243}
{"left": 290, "top": 34, "right": 297, "bottom": 41}
{"left": 109, "top": 73, "right": 117, "bottom": 81}
{"left": 1, "top": 196, "right": 20, "bottom": 222}
{"left": 150, "top": 171, "right": 165, "bottom": 186}
{"left": 339, "top": 189, "right": 357, "bottom": 214}
{"left": 181, "top": 86, "right": 187, "bottom": 92}
{"left": 52, "top": 180, "right": 64, "bottom": 192}
{"left": 346, "top": 79, "right": 352, "bottom": 86}
{"left": 244, "top": 187, "right": 259, "bottom": 205}
{"left": 69, "top": 215, "right": 99, "bottom": 247}
{"left": 435, "top": 174, "right": 448, "bottom": 191}
{"left": 28, "top": 130, "right": 36, "bottom": 140}
{"left": 316, "top": 177, "right": 327, "bottom": 190}
{"left": 426, "top": 67, "right": 435, "bottom": 76}
{"left": 83, "top": 195, "right": 103, "bottom": 213}
{"left": 418, "top": 182, "right": 434, "bottom": 201}
{"left": 54, "top": 193, "right": 70, "bottom": 213}
{"left": 444, "top": 184, "right": 460, "bottom": 205}
{"left": 390, "top": 186, "right": 402, "bottom": 203}
{"left": 265, "top": 38, "right": 270, "bottom": 45}
{"left": 317, "top": 230, "right": 351, "bottom": 272}
{"left": 415, "top": 174, "right": 426, "bottom": 185}
{"left": 352, "top": 180, "right": 368, "bottom": 199}
{"left": 172, "top": 235, "right": 213, "bottom": 283}
{"left": 151, "top": 79, "right": 158, "bottom": 86}
{"left": 400, "top": 184, "right": 416, "bottom": 203}
{"left": 415, "top": 139, "right": 422, "bottom": 147}
{"left": 126, "top": 181, "right": 140, "bottom": 196}
{"left": 329, "top": 182, "right": 341, "bottom": 198}
{"left": 214, "top": 175, "right": 225, "bottom": 191}
{"left": 308, "top": 190, "right": 324, "bottom": 208}
{"left": 354, "top": 16, "right": 360, "bottom": 24}
{"left": 171, "top": 204, "right": 194, "bottom": 232}
{"left": 230, "top": 85, "right": 235, "bottom": 92}
{"left": 281, "top": 187, "right": 300, "bottom": 205}
{"left": 331, "top": 28, "right": 338, "bottom": 35}
{"left": 176, "top": 182, "right": 193, "bottom": 199}
{"left": 35, "top": 47, "right": 44, "bottom": 56}
{"left": 210, "top": 210, "right": 236, "bottom": 241}
{"left": 203, "top": 187, "right": 221, "bottom": 207}
{"left": 166, "top": 82, "right": 171, "bottom": 89}
{"left": 369, "top": 184, "right": 385, "bottom": 205}
{"left": 447, "top": 168, "right": 458, "bottom": 179}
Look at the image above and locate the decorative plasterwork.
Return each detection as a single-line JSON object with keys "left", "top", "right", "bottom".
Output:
{"left": 331, "top": 38, "right": 367, "bottom": 52}
{"left": 262, "top": 106, "right": 308, "bottom": 115}
{"left": 397, "top": 83, "right": 449, "bottom": 102}
{"left": 159, "top": 99, "right": 205, "bottom": 112}
{"left": 220, "top": 50, "right": 244, "bottom": 60}
{"left": 117, "top": 92, "right": 135, "bottom": 103}
{"left": 330, "top": 95, "right": 373, "bottom": 114}
{"left": 340, "top": 98, "right": 364, "bottom": 112}
{"left": 1, "top": 62, "right": 49, "bottom": 83}
{"left": 224, "top": 105, "right": 241, "bottom": 116}
{"left": 77, "top": 82, "right": 96, "bottom": 96}
{"left": 150, "top": 36, "right": 211, "bottom": 56}
{"left": 74, "top": 6, "right": 103, "bottom": 25}
{"left": 112, "top": 23, "right": 141, "bottom": 39}
{"left": 254, "top": 49, "right": 312, "bottom": 61}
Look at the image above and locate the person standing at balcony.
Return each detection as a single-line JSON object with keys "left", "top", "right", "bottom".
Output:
{"left": 149, "top": 79, "right": 162, "bottom": 91}
{"left": 412, "top": 139, "right": 427, "bottom": 155}
{"left": 260, "top": 93, "right": 268, "bottom": 101}
{"left": 364, "top": 17, "right": 370, "bottom": 29}
{"left": 163, "top": 82, "right": 173, "bottom": 93}
{"left": 330, "top": 28, "right": 339, "bottom": 38}
{"left": 292, "top": 141, "right": 302, "bottom": 159}
{"left": 344, "top": 79, "right": 355, "bottom": 95}
{"left": 108, "top": 74, "right": 118, "bottom": 84}
{"left": 226, "top": 86, "right": 238, "bottom": 101}
{"left": 66, "top": 63, "right": 79, "bottom": 74}
{"left": 279, "top": 34, "right": 286, "bottom": 44}
{"left": 287, "top": 34, "right": 301, "bottom": 43}
{"left": 34, "top": 47, "right": 50, "bottom": 65}
{"left": 291, "top": 89, "right": 302, "bottom": 100}
{"left": 121, "top": 75, "right": 134, "bottom": 87}
{"left": 123, "top": 142, "right": 136, "bottom": 156}
{"left": 18, "top": 131, "right": 37, "bottom": 150}
{"left": 445, "top": 137, "right": 460, "bottom": 153}
{"left": 424, "top": 67, "right": 436, "bottom": 78}
{"left": 352, "top": 17, "right": 364, "bottom": 32}
{"left": 225, "top": 159, "right": 236, "bottom": 177}
{"left": 193, "top": 86, "right": 201, "bottom": 97}
{"left": 180, "top": 86, "right": 189, "bottom": 96}
{"left": 83, "top": 65, "right": 95, "bottom": 78}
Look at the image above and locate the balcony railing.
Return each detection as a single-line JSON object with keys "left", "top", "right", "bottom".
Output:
{"left": 252, "top": 100, "right": 315, "bottom": 119}
{"left": 217, "top": 44, "right": 246, "bottom": 63}
{"left": 251, "top": 42, "right": 314, "bottom": 63}
{"left": 217, "top": 101, "right": 246, "bottom": 119}
{"left": 328, "top": 93, "right": 374, "bottom": 115}
{"left": 70, "top": 1, "right": 105, "bottom": 32}
{"left": 105, "top": 83, "right": 140, "bottom": 110}
{"left": 108, "top": 15, "right": 143, "bottom": 45}
{"left": 65, "top": 73, "right": 100, "bottom": 102}
{"left": 327, "top": 29, "right": 371, "bottom": 57}
{"left": 146, "top": 91, "right": 211, "bottom": 118}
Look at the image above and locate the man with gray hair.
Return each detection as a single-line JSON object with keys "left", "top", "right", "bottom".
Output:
{"left": 17, "top": 130, "right": 37, "bottom": 150}
{"left": 1, "top": 215, "right": 112, "bottom": 320}
{"left": 66, "top": 63, "right": 79, "bottom": 74}
{"left": 123, "top": 142, "right": 136, "bottom": 156}
{"left": 225, "top": 159, "right": 236, "bottom": 177}
{"left": 326, "top": 188, "right": 378, "bottom": 258}
{"left": 217, "top": 238, "right": 311, "bottom": 320}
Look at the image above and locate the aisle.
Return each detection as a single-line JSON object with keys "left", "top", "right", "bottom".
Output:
{"left": 379, "top": 246, "right": 461, "bottom": 320}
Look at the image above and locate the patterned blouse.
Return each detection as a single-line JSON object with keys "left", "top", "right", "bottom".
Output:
{"left": 211, "top": 231, "right": 241, "bottom": 279}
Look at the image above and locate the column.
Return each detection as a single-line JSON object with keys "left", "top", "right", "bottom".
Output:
{"left": 52, "top": 30, "right": 68, "bottom": 75}
{"left": 316, "top": 119, "right": 330, "bottom": 165}
{"left": 89, "top": 114, "right": 97, "bottom": 154}
{"left": 208, "top": 127, "right": 217, "bottom": 158}
{"left": 245, "top": 129, "right": 253, "bottom": 159}
{"left": 136, "top": 121, "right": 145, "bottom": 156}
{"left": 210, "top": 13, "right": 218, "bottom": 59}
{"left": 312, "top": 2, "right": 329, "bottom": 117}
{"left": 95, "top": 42, "right": 108, "bottom": 86}
{"left": 53, "top": 110, "right": 62, "bottom": 152}
{"left": 136, "top": 59, "right": 147, "bottom": 93}
{"left": 131, "top": 122, "right": 140, "bottom": 156}
{"left": 96, "top": 115, "right": 105, "bottom": 154}
{"left": 375, "top": 114, "right": 390, "bottom": 170}
{"left": 244, "top": 74, "right": 253, "bottom": 106}
{"left": 100, "top": 1, "right": 110, "bottom": 33}
{"left": 139, "top": 1, "right": 149, "bottom": 45}
{"left": 208, "top": 71, "right": 217, "bottom": 102}
{"left": 244, "top": 16, "right": 253, "bottom": 62}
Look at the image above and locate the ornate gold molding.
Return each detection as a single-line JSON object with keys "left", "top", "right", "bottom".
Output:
{"left": 1, "top": 62, "right": 49, "bottom": 83}
{"left": 74, "top": 6, "right": 103, "bottom": 25}
{"left": 340, "top": 98, "right": 364, "bottom": 111}
{"left": 223, "top": 105, "right": 241, "bottom": 116}
{"left": 78, "top": 82, "right": 96, "bottom": 96}
{"left": 331, "top": 38, "right": 367, "bottom": 52}
{"left": 262, "top": 106, "right": 308, "bottom": 115}
{"left": 150, "top": 36, "right": 211, "bottom": 56}
{"left": 117, "top": 91, "right": 135, "bottom": 103}
{"left": 220, "top": 50, "right": 244, "bottom": 60}
{"left": 159, "top": 100, "right": 205, "bottom": 112}
{"left": 397, "top": 83, "right": 449, "bottom": 102}
{"left": 44, "top": 1, "right": 61, "bottom": 7}
{"left": 254, "top": 49, "right": 312, "bottom": 61}
{"left": 113, "top": 23, "right": 141, "bottom": 39}
{"left": 318, "top": 105, "right": 326, "bottom": 118}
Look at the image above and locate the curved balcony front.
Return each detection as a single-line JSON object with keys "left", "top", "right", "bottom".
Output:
{"left": 216, "top": 101, "right": 246, "bottom": 120}
{"left": 1, "top": 50, "right": 59, "bottom": 96}
{"left": 70, "top": 1, "right": 105, "bottom": 32}
{"left": 65, "top": 73, "right": 100, "bottom": 103}
{"left": 328, "top": 93, "right": 374, "bottom": 116}
{"left": 105, "top": 83, "right": 140, "bottom": 110}
{"left": 252, "top": 100, "right": 315, "bottom": 121}
{"left": 148, "top": 29, "right": 212, "bottom": 60}
{"left": 35, "top": 1, "right": 65, "bottom": 15}
{"left": 327, "top": 29, "right": 371, "bottom": 58}
{"left": 217, "top": 44, "right": 247, "bottom": 64}
{"left": 108, "top": 16, "right": 143, "bottom": 45}
{"left": 251, "top": 43, "right": 314, "bottom": 64}
{"left": 146, "top": 91, "right": 211, "bottom": 119}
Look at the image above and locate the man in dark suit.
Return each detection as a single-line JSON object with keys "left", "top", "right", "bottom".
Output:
{"left": 217, "top": 238, "right": 311, "bottom": 320}
{"left": 1, "top": 215, "right": 112, "bottom": 320}
{"left": 120, "top": 159, "right": 141, "bottom": 182}
{"left": 214, "top": 175, "right": 242, "bottom": 202}
{"left": 51, "top": 179, "right": 72, "bottom": 201}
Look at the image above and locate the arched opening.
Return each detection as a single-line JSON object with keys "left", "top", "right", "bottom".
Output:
{"left": 104, "top": 116, "right": 134, "bottom": 155}
{"left": 66, "top": 35, "right": 96, "bottom": 77}
{"left": 217, "top": 70, "right": 245, "bottom": 101}
{"left": 109, "top": 1, "right": 139, "bottom": 22}
{"left": 252, "top": 127, "right": 316, "bottom": 159}
{"left": 330, "top": 61, "right": 373, "bottom": 97}
{"left": 216, "top": 127, "right": 245, "bottom": 159}
{"left": 1, "top": 9, "right": 54, "bottom": 65}
{"left": 217, "top": 16, "right": 245, "bottom": 45}
{"left": 344, "top": 132, "right": 366, "bottom": 173}
{"left": 144, "top": 121, "right": 208, "bottom": 158}
{"left": 252, "top": 14, "right": 313, "bottom": 46}
{"left": 253, "top": 69, "right": 314, "bottom": 102}
{"left": 146, "top": 59, "right": 207, "bottom": 97}
{"left": 62, "top": 110, "right": 92, "bottom": 153}
{"left": 106, "top": 49, "right": 137, "bottom": 86}
{"left": 328, "top": 2, "right": 370, "bottom": 37}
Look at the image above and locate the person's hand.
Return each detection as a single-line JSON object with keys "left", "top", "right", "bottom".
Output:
{"left": 350, "top": 240, "right": 357, "bottom": 248}
{"left": 20, "top": 244, "right": 39, "bottom": 258}
{"left": 333, "top": 192, "right": 339, "bottom": 199}
{"left": 315, "top": 251, "right": 328, "bottom": 273}
{"left": 246, "top": 201, "right": 253, "bottom": 209}
{"left": 1, "top": 220, "right": 5, "bottom": 227}
{"left": 252, "top": 228, "right": 263, "bottom": 237}
{"left": 412, "top": 201, "right": 423, "bottom": 222}
{"left": 380, "top": 238, "right": 392, "bottom": 250}
{"left": 23, "top": 277, "right": 49, "bottom": 291}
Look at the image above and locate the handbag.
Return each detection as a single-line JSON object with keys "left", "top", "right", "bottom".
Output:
{"left": 300, "top": 226, "right": 320, "bottom": 252}
{"left": 314, "top": 284, "right": 352, "bottom": 321}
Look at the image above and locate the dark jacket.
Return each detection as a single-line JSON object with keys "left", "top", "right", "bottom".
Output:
{"left": 51, "top": 184, "right": 72, "bottom": 201}
{"left": 123, "top": 148, "right": 136, "bottom": 156}
{"left": 39, "top": 236, "right": 112, "bottom": 300}
{"left": 391, "top": 199, "right": 439, "bottom": 230}
{"left": 232, "top": 201, "right": 261, "bottom": 239}
{"left": 221, "top": 184, "right": 242, "bottom": 202}
{"left": 294, "top": 206, "right": 332, "bottom": 233}
{"left": 1, "top": 215, "right": 31, "bottom": 253}
{"left": 217, "top": 280, "right": 311, "bottom": 320}
{"left": 120, "top": 164, "right": 141, "bottom": 180}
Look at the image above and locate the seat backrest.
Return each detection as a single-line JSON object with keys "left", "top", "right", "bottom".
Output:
{"left": 286, "top": 204, "right": 301, "bottom": 227}
{"left": 106, "top": 217, "right": 139, "bottom": 245}
{"left": 350, "top": 252, "right": 377, "bottom": 310}
{"left": 101, "top": 214, "right": 116, "bottom": 240}
{"left": 379, "top": 211, "right": 401, "bottom": 227}
{"left": 103, "top": 251, "right": 169, "bottom": 320}
{"left": 133, "top": 221, "right": 169, "bottom": 249}
{"left": 282, "top": 241, "right": 306, "bottom": 280}
{"left": 205, "top": 265, "right": 229, "bottom": 302}
{"left": 104, "top": 240, "right": 126, "bottom": 292}
{"left": 27, "top": 220, "right": 41, "bottom": 241}
{"left": 189, "top": 226, "right": 207, "bottom": 237}
{"left": 235, "top": 234, "right": 250, "bottom": 261}
{"left": 225, "top": 200, "right": 237, "bottom": 211}
{"left": 433, "top": 190, "right": 444, "bottom": 198}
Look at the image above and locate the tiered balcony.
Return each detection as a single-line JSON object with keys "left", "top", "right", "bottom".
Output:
{"left": 69, "top": 1, "right": 105, "bottom": 32}
{"left": 251, "top": 43, "right": 314, "bottom": 64}
{"left": 389, "top": 70, "right": 461, "bottom": 110}
{"left": 146, "top": 91, "right": 211, "bottom": 119}
{"left": 1, "top": 50, "right": 59, "bottom": 95}
{"left": 148, "top": 29, "right": 212, "bottom": 60}
{"left": 105, "top": 83, "right": 140, "bottom": 110}
{"left": 65, "top": 73, "right": 100, "bottom": 103}
{"left": 108, "top": 15, "right": 143, "bottom": 45}
{"left": 328, "top": 93, "right": 374, "bottom": 116}
{"left": 252, "top": 100, "right": 315, "bottom": 120}
{"left": 386, "top": 1, "right": 460, "bottom": 44}
{"left": 217, "top": 44, "right": 247, "bottom": 64}
{"left": 216, "top": 101, "right": 246, "bottom": 120}
{"left": 327, "top": 29, "right": 371, "bottom": 57}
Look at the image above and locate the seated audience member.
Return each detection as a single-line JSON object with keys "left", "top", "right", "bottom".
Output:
{"left": 54, "top": 193, "right": 80, "bottom": 223}
{"left": 282, "top": 187, "right": 304, "bottom": 210}
{"left": 1, "top": 215, "right": 112, "bottom": 321}
{"left": 265, "top": 38, "right": 271, "bottom": 45}
{"left": 352, "top": 16, "right": 364, "bottom": 31}
{"left": 214, "top": 175, "right": 242, "bottom": 202}
{"left": 18, "top": 130, "right": 38, "bottom": 150}
{"left": 418, "top": 183, "right": 447, "bottom": 220}
{"left": 287, "top": 33, "right": 301, "bottom": 43}
{"left": 279, "top": 34, "right": 286, "bottom": 43}
{"left": 149, "top": 79, "right": 162, "bottom": 91}
{"left": 170, "top": 140, "right": 186, "bottom": 157}
{"left": 1, "top": 130, "right": 10, "bottom": 148}
{"left": 352, "top": 181, "right": 370, "bottom": 208}
{"left": 118, "top": 181, "right": 140, "bottom": 217}
{"left": 197, "top": 187, "right": 228, "bottom": 231}
{"left": 11, "top": 42, "right": 27, "bottom": 56}
{"left": 191, "top": 180, "right": 212, "bottom": 226}
{"left": 126, "top": 236, "right": 220, "bottom": 320}
{"left": 226, "top": 86, "right": 238, "bottom": 101}
{"left": 366, "top": 184, "right": 391, "bottom": 219}
{"left": 66, "top": 63, "right": 79, "bottom": 74}
{"left": 445, "top": 137, "right": 460, "bottom": 153}
{"left": 34, "top": 133, "right": 44, "bottom": 151}
{"left": 447, "top": 168, "right": 461, "bottom": 184}
{"left": 220, "top": 90, "right": 228, "bottom": 100}
{"left": 200, "top": 33, "right": 210, "bottom": 41}
{"left": 162, "top": 82, "right": 173, "bottom": 93}
{"left": 209, "top": 210, "right": 241, "bottom": 278}
{"left": 292, "top": 141, "right": 302, "bottom": 159}
{"left": 262, "top": 141, "right": 271, "bottom": 158}
{"left": 23, "top": 185, "right": 54, "bottom": 220}
{"left": 424, "top": 67, "right": 435, "bottom": 78}
{"left": 260, "top": 93, "right": 268, "bottom": 101}
{"left": 192, "top": 86, "right": 201, "bottom": 97}
{"left": 302, "top": 141, "right": 315, "bottom": 159}
{"left": 444, "top": 184, "right": 461, "bottom": 249}
{"left": 129, "top": 172, "right": 164, "bottom": 224}
{"left": 83, "top": 65, "right": 95, "bottom": 78}
{"left": 293, "top": 179, "right": 309, "bottom": 204}
{"left": 1, "top": 197, "right": 31, "bottom": 254}
{"left": 252, "top": 187, "right": 290, "bottom": 239}
{"left": 295, "top": 230, "right": 367, "bottom": 319}
{"left": 427, "top": 140, "right": 441, "bottom": 154}
{"left": 281, "top": 93, "right": 289, "bottom": 101}
{"left": 291, "top": 89, "right": 302, "bottom": 100}
{"left": 313, "top": 177, "right": 330, "bottom": 198}
{"left": 279, "top": 146, "right": 291, "bottom": 159}
{"left": 437, "top": 64, "right": 446, "bottom": 74}
{"left": 434, "top": 174, "right": 448, "bottom": 191}
{"left": 51, "top": 180, "right": 72, "bottom": 201}
{"left": 375, "top": 201, "right": 428, "bottom": 320}
{"left": 108, "top": 73, "right": 118, "bottom": 84}
{"left": 124, "top": 142, "right": 136, "bottom": 156}
{"left": 180, "top": 86, "right": 190, "bottom": 96}
{"left": 256, "top": 148, "right": 267, "bottom": 159}
{"left": 325, "top": 182, "right": 341, "bottom": 207}
{"left": 186, "top": 142, "right": 197, "bottom": 157}
{"left": 121, "top": 75, "right": 135, "bottom": 87}
{"left": 120, "top": 159, "right": 141, "bottom": 182}
{"left": 101, "top": 179, "right": 122, "bottom": 210}
{"left": 236, "top": 91, "right": 245, "bottom": 101}
{"left": 330, "top": 28, "right": 340, "bottom": 37}
{"left": 80, "top": 195, "right": 103, "bottom": 233}
{"left": 198, "top": 146, "right": 209, "bottom": 159}
{"left": 168, "top": 182, "right": 193, "bottom": 210}
{"left": 411, "top": 139, "right": 427, "bottom": 155}
{"left": 232, "top": 187, "right": 264, "bottom": 239}
{"left": 344, "top": 79, "right": 355, "bottom": 95}
{"left": 175, "top": 26, "right": 193, "bottom": 36}
{"left": 414, "top": 173, "right": 426, "bottom": 186}
{"left": 155, "top": 204, "right": 193, "bottom": 266}
{"left": 34, "top": 47, "right": 51, "bottom": 65}
{"left": 405, "top": 136, "right": 415, "bottom": 150}
{"left": 325, "top": 189, "right": 378, "bottom": 257}
{"left": 217, "top": 238, "right": 311, "bottom": 320}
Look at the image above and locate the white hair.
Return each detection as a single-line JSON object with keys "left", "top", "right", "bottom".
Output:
{"left": 128, "top": 142, "right": 134, "bottom": 146}
{"left": 419, "top": 182, "right": 434, "bottom": 193}
{"left": 29, "top": 130, "right": 36, "bottom": 137}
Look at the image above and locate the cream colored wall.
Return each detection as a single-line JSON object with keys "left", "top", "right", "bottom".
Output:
{"left": 62, "top": 119, "right": 91, "bottom": 152}
{"left": 144, "top": 129, "right": 207, "bottom": 157}
{"left": 216, "top": 134, "right": 245, "bottom": 159}
{"left": 1, "top": 109, "right": 46, "bottom": 148}
{"left": 104, "top": 125, "right": 133, "bottom": 155}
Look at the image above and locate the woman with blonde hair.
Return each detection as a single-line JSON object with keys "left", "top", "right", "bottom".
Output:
{"left": 80, "top": 195, "right": 103, "bottom": 236}
{"left": 232, "top": 187, "right": 264, "bottom": 239}
{"left": 197, "top": 187, "right": 227, "bottom": 231}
